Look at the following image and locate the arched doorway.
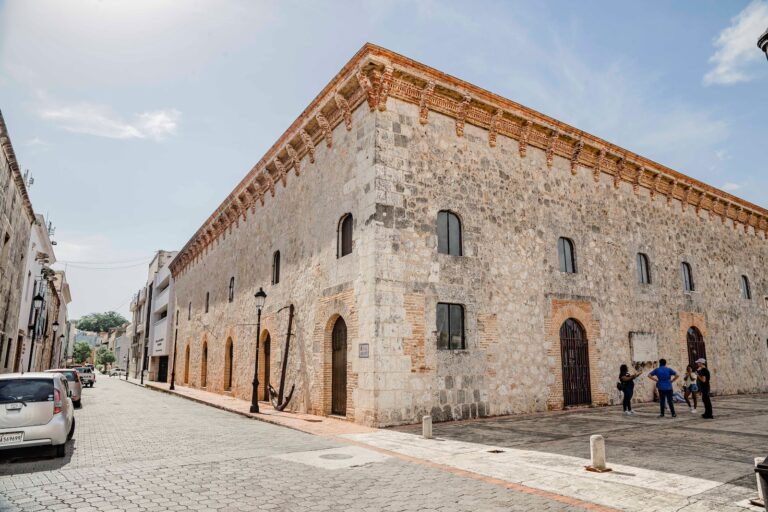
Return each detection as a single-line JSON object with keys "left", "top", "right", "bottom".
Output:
{"left": 201, "top": 342, "right": 208, "bottom": 388}
{"left": 686, "top": 327, "right": 706, "bottom": 368}
{"left": 331, "top": 317, "right": 348, "bottom": 416}
{"left": 560, "top": 318, "right": 591, "bottom": 407}
{"left": 261, "top": 332, "right": 271, "bottom": 401}
{"left": 183, "top": 345, "right": 190, "bottom": 384}
{"left": 224, "top": 338, "right": 233, "bottom": 391}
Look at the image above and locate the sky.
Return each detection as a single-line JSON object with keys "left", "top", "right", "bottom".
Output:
{"left": 1, "top": 0, "right": 767, "bottom": 320}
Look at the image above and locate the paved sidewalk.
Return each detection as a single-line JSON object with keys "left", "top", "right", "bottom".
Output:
{"left": 139, "top": 377, "right": 766, "bottom": 512}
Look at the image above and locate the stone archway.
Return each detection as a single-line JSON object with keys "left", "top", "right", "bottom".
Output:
{"left": 331, "top": 317, "right": 348, "bottom": 416}
{"left": 559, "top": 318, "right": 591, "bottom": 407}
{"left": 224, "top": 338, "right": 233, "bottom": 391}
{"left": 200, "top": 340, "right": 208, "bottom": 388}
{"left": 184, "top": 344, "right": 190, "bottom": 384}
{"left": 259, "top": 330, "right": 271, "bottom": 401}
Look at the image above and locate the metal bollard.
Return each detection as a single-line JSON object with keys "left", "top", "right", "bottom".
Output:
{"left": 586, "top": 434, "right": 611, "bottom": 473}
{"left": 422, "top": 415, "right": 433, "bottom": 439}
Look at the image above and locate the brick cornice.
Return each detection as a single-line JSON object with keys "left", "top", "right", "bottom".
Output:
{"left": 171, "top": 43, "right": 768, "bottom": 276}
{"left": 0, "top": 110, "right": 36, "bottom": 222}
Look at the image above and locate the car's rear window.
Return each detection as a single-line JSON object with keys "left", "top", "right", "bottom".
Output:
{"left": 0, "top": 379, "right": 54, "bottom": 403}
{"left": 45, "top": 371, "right": 76, "bottom": 381}
{"left": 76, "top": 368, "right": 92, "bottom": 374}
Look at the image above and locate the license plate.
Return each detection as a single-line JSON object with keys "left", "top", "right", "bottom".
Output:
{"left": 5, "top": 403, "right": 22, "bottom": 411}
{"left": 0, "top": 432, "right": 23, "bottom": 445}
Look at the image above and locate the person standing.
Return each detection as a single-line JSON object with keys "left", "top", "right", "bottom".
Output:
{"left": 682, "top": 365, "right": 699, "bottom": 413}
{"left": 619, "top": 364, "right": 641, "bottom": 415}
{"left": 696, "top": 358, "right": 713, "bottom": 419}
{"left": 648, "top": 359, "right": 679, "bottom": 418}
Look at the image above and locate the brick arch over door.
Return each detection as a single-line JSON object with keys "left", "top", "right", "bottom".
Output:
{"left": 312, "top": 289, "right": 359, "bottom": 419}
{"left": 200, "top": 338, "right": 208, "bottom": 388}
{"left": 679, "top": 312, "right": 707, "bottom": 371}
{"left": 259, "top": 330, "right": 271, "bottom": 402}
{"left": 183, "top": 343, "right": 190, "bottom": 384}
{"left": 224, "top": 337, "right": 234, "bottom": 391}
{"left": 545, "top": 299, "right": 606, "bottom": 410}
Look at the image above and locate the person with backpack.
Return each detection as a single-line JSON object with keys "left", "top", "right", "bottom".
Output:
{"left": 618, "top": 364, "right": 642, "bottom": 415}
{"left": 648, "top": 358, "right": 679, "bottom": 418}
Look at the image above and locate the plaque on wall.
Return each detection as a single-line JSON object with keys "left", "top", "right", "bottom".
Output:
{"left": 629, "top": 332, "right": 658, "bottom": 363}
{"left": 359, "top": 343, "right": 369, "bottom": 358}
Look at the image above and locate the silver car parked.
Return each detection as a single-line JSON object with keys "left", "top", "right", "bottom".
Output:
{"left": 0, "top": 372, "right": 75, "bottom": 457}
{"left": 45, "top": 369, "right": 82, "bottom": 408}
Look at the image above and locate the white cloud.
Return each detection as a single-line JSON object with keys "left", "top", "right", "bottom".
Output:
{"left": 704, "top": 0, "right": 768, "bottom": 86}
{"left": 722, "top": 182, "right": 742, "bottom": 191}
{"left": 39, "top": 103, "right": 180, "bottom": 141}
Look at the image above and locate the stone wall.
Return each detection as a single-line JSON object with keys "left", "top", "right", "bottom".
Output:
{"left": 371, "top": 97, "right": 768, "bottom": 426}
{"left": 172, "top": 105, "right": 380, "bottom": 424}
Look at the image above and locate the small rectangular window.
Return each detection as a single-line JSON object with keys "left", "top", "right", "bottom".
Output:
{"left": 205, "top": 292, "right": 210, "bottom": 313}
{"left": 436, "top": 302, "right": 465, "bottom": 350}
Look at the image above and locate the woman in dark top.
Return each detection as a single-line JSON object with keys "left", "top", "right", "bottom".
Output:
{"left": 619, "top": 364, "right": 642, "bottom": 415}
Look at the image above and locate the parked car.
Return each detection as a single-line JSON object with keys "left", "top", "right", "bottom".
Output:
{"left": 108, "top": 368, "right": 126, "bottom": 377}
{"left": 45, "top": 369, "right": 82, "bottom": 408}
{"left": 0, "top": 372, "right": 76, "bottom": 457}
{"left": 75, "top": 367, "right": 95, "bottom": 387}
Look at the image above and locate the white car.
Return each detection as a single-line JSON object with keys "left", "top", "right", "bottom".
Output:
{"left": 108, "top": 368, "right": 126, "bottom": 377}
{"left": 0, "top": 373, "right": 76, "bottom": 457}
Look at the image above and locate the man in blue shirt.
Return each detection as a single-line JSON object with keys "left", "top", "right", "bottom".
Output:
{"left": 648, "top": 359, "right": 679, "bottom": 418}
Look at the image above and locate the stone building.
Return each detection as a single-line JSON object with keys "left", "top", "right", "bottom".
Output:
{"left": 0, "top": 110, "right": 34, "bottom": 373}
{"left": 169, "top": 44, "right": 768, "bottom": 427}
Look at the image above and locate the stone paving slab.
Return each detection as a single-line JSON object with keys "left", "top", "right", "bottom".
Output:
{"left": 0, "top": 377, "right": 594, "bottom": 512}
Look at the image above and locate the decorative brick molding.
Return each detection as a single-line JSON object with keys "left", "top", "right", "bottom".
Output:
{"left": 477, "top": 313, "right": 499, "bottom": 350}
{"left": 403, "top": 293, "right": 428, "bottom": 373}
{"left": 170, "top": 43, "right": 768, "bottom": 278}
{"left": 544, "top": 299, "right": 607, "bottom": 410}
{"left": 0, "top": 110, "right": 35, "bottom": 220}
{"left": 311, "top": 288, "right": 358, "bottom": 419}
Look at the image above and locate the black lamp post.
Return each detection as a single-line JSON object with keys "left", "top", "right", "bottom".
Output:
{"left": 250, "top": 287, "right": 267, "bottom": 413}
{"left": 28, "top": 292, "right": 45, "bottom": 372}
{"left": 50, "top": 321, "right": 59, "bottom": 370}
{"left": 58, "top": 335, "right": 65, "bottom": 367}
{"left": 124, "top": 355, "right": 129, "bottom": 381}
{"left": 759, "top": 28, "right": 768, "bottom": 61}
{"left": 170, "top": 335, "right": 177, "bottom": 391}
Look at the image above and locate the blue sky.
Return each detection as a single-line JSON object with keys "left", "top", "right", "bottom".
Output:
{"left": 1, "top": 0, "right": 766, "bottom": 319}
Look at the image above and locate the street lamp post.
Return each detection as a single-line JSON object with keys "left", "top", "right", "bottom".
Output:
{"left": 28, "top": 292, "right": 45, "bottom": 373}
{"left": 759, "top": 28, "right": 768, "bottom": 60}
{"left": 58, "top": 335, "right": 65, "bottom": 367}
{"left": 124, "top": 355, "right": 129, "bottom": 381}
{"left": 170, "top": 335, "right": 177, "bottom": 391}
{"left": 250, "top": 287, "right": 267, "bottom": 413}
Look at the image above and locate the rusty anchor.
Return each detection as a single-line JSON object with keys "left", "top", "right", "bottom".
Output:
{"left": 268, "top": 303, "right": 295, "bottom": 411}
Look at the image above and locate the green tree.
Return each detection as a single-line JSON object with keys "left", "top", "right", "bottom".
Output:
{"left": 96, "top": 347, "right": 116, "bottom": 370}
{"left": 76, "top": 311, "right": 128, "bottom": 332}
{"left": 73, "top": 341, "right": 92, "bottom": 364}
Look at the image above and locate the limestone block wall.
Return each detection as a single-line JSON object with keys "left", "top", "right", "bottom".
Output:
{"left": 371, "top": 96, "right": 768, "bottom": 426}
{"left": 172, "top": 105, "right": 380, "bottom": 424}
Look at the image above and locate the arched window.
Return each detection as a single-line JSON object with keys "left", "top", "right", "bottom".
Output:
{"left": 175, "top": 309, "right": 179, "bottom": 326}
{"left": 681, "top": 262, "right": 694, "bottom": 292}
{"left": 637, "top": 253, "right": 651, "bottom": 284}
{"left": 740, "top": 275, "right": 752, "bottom": 300}
{"left": 338, "top": 214, "right": 353, "bottom": 258}
{"left": 228, "top": 277, "right": 235, "bottom": 303}
{"left": 437, "top": 210, "right": 462, "bottom": 256}
{"left": 188, "top": 302, "right": 191, "bottom": 320}
{"left": 558, "top": 237, "right": 576, "bottom": 273}
{"left": 272, "top": 251, "right": 280, "bottom": 284}
{"left": 205, "top": 292, "right": 210, "bottom": 313}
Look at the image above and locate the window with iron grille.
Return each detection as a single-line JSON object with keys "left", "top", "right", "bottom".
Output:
{"left": 637, "top": 253, "right": 651, "bottom": 284}
{"left": 740, "top": 275, "right": 752, "bottom": 300}
{"left": 681, "top": 262, "right": 694, "bottom": 292}
{"left": 437, "top": 211, "right": 462, "bottom": 256}
{"left": 558, "top": 237, "right": 576, "bottom": 273}
{"left": 338, "top": 214, "right": 353, "bottom": 258}
{"left": 436, "top": 302, "right": 465, "bottom": 350}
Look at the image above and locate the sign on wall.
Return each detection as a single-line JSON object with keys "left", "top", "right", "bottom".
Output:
{"left": 359, "top": 343, "right": 369, "bottom": 358}
{"left": 629, "top": 332, "right": 658, "bottom": 363}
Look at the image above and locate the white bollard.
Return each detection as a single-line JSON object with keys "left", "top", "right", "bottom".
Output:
{"left": 422, "top": 415, "right": 433, "bottom": 439}
{"left": 586, "top": 434, "right": 610, "bottom": 472}
{"left": 756, "top": 457, "right": 766, "bottom": 504}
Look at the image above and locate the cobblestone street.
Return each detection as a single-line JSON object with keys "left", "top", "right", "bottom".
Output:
{"left": 0, "top": 377, "right": 586, "bottom": 512}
